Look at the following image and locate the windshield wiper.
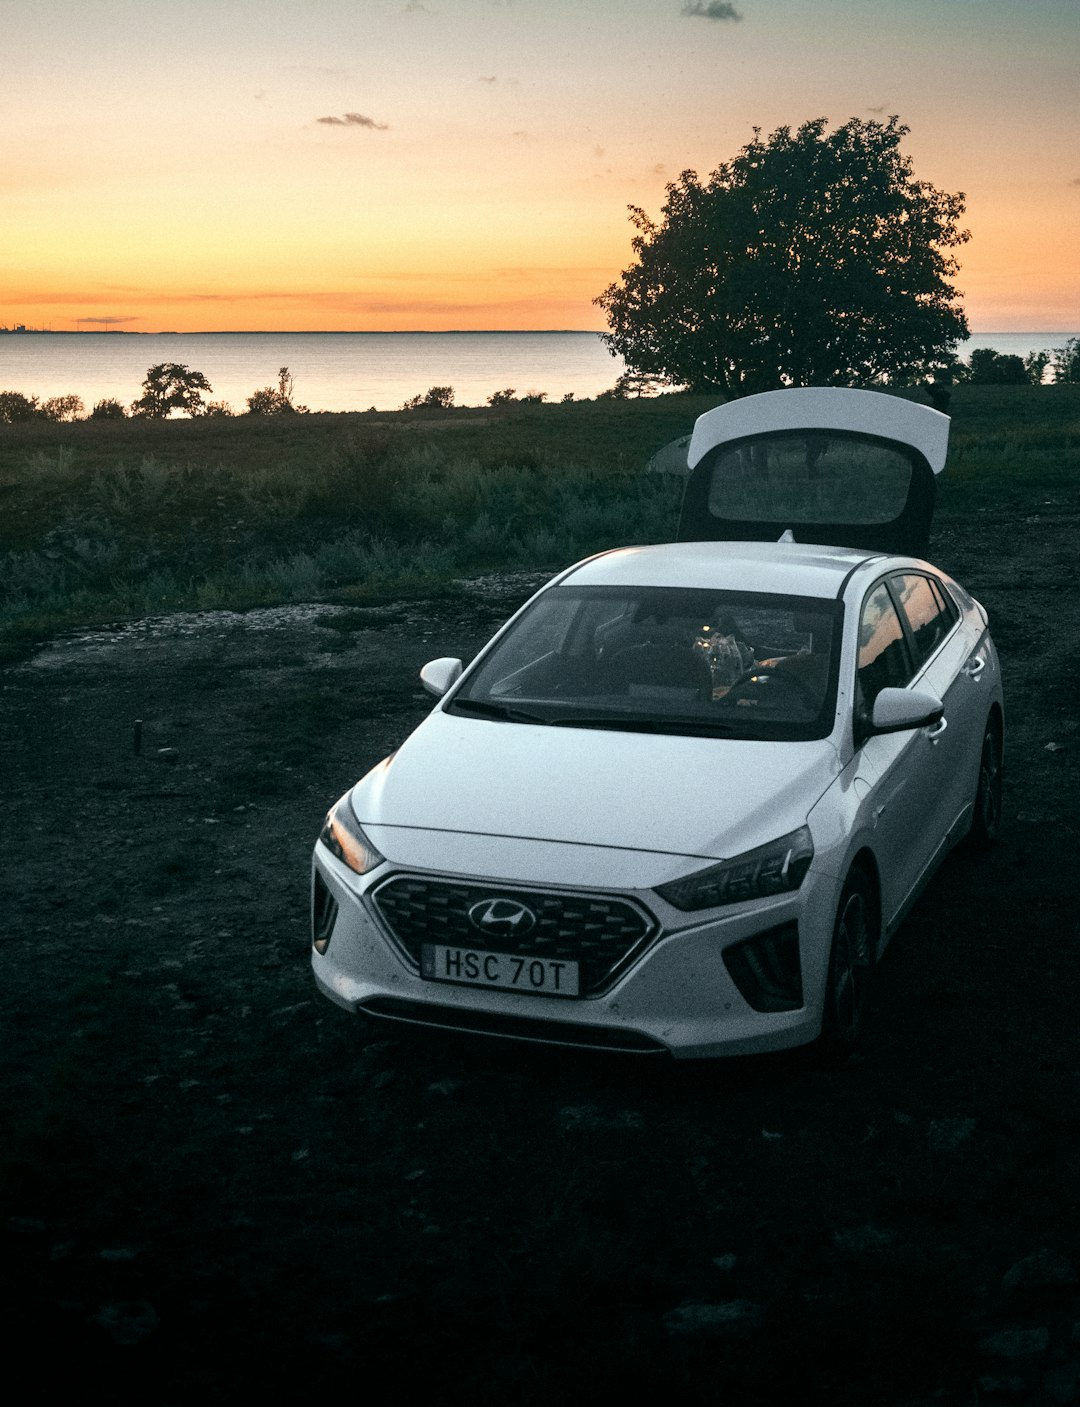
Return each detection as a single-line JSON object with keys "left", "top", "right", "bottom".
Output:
{"left": 549, "top": 715, "right": 747, "bottom": 738}
{"left": 448, "top": 697, "right": 551, "bottom": 725}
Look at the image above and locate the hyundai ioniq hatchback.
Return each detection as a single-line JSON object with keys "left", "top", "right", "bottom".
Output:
{"left": 311, "top": 389, "right": 1003, "bottom": 1058}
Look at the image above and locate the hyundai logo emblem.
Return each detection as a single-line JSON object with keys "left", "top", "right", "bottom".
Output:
{"left": 467, "top": 897, "right": 538, "bottom": 939}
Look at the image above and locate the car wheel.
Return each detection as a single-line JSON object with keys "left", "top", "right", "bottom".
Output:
{"left": 816, "top": 867, "right": 876, "bottom": 1063}
{"left": 968, "top": 717, "right": 1003, "bottom": 850}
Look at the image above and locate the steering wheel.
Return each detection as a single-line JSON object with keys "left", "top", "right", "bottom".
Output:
{"left": 723, "top": 667, "right": 819, "bottom": 710}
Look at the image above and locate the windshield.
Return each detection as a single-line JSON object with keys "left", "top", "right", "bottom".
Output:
{"left": 448, "top": 586, "right": 843, "bottom": 741}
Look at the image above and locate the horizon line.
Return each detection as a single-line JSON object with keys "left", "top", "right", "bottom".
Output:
{"left": 3, "top": 326, "right": 1075, "bottom": 337}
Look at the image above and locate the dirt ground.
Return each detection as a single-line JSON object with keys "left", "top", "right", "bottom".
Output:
{"left": 2, "top": 515, "right": 1079, "bottom": 1406}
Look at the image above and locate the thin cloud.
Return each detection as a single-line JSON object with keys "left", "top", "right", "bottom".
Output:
{"left": 316, "top": 112, "right": 389, "bottom": 130}
{"left": 681, "top": 2, "right": 743, "bottom": 20}
{"left": 1070, "top": 177, "right": 1080, "bottom": 187}
{"left": 79, "top": 316, "right": 141, "bottom": 325}
{"left": 479, "top": 75, "right": 497, "bottom": 85}
{"left": 286, "top": 64, "right": 352, "bottom": 79}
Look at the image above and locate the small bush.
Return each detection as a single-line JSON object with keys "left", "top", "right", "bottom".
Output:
{"left": 90, "top": 398, "right": 126, "bottom": 420}
{"left": 401, "top": 385, "right": 455, "bottom": 411}
{"left": 40, "top": 394, "right": 85, "bottom": 422}
{"left": 1053, "top": 337, "right": 1080, "bottom": 384}
{"left": 246, "top": 367, "right": 307, "bottom": 415}
{"left": 0, "top": 391, "right": 41, "bottom": 423}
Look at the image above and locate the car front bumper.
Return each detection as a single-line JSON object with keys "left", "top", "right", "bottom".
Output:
{"left": 311, "top": 836, "right": 839, "bottom": 1059}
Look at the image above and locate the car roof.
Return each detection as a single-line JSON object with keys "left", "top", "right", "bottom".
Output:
{"left": 559, "top": 540, "right": 885, "bottom": 600}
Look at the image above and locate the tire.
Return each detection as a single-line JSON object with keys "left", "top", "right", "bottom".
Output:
{"left": 967, "top": 717, "right": 1003, "bottom": 850}
{"left": 816, "top": 867, "right": 877, "bottom": 1064}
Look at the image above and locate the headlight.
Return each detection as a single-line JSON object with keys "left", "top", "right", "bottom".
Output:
{"left": 318, "top": 794, "right": 385, "bottom": 876}
{"left": 656, "top": 826, "right": 813, "bottom": 911}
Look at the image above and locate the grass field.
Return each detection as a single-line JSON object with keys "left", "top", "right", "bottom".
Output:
{"left": 1, "top": 385, "right": 1078, "bottom": 658}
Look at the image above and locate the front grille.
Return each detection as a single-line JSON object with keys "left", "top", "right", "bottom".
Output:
{"left": 371, "top": 875, "right": 656, "bottom": 997}
{"left": 361, "top": 996, "right": 669, "bottom": 1053}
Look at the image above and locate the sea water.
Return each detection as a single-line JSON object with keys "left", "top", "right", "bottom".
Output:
{"left": 0, "top": 329, "right": 1071, "bottom": 415}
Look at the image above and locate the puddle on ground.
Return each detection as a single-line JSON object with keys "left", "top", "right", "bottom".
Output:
{"left": 21, "top": 571, "right": 552, "bottom": 671}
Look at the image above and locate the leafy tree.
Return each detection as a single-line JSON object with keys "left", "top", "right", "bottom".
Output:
{"left": 1052, "top": 337, "right": 1080, "bottom": 384}
{"left": 598, "top": 371, "right": 671, "bottom": 399}
{"left": 90, "top": 398, "right": 127, "bottom": 420}
{"left": 204, "top": 401, "right": 236, "bottom": 417}
{"left": 130, "top": 363, "right": 213, "bottom": 418}
{"left": 595, "top": 116, "right": 969, "bottom": 396}
{"left": 1024, "top": 350, "right": 1051, "bottom": 385}
{"left": 41, "top": 394, "right": 85, "bottom": 422}
{"left": 401, "top": 385, "right": 455, "bottom": 410}
{"left": 487, "top": 387, "right": 518, "bottom": 406}
{"left": 967, "top": 348, "right": 1028, "bottom": 385}
{"left": 0, "top": 391, "right": 41, "bottom": 422}
{"left": 245, "top": 366, "right": 306, "bottom": 415}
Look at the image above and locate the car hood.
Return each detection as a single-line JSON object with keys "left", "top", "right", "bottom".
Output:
{"left": 350, "top": 710, "right": 841, "bottom": 861}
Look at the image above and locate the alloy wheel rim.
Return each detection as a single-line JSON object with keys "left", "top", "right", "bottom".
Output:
{"left": 980, "top": 732, "right": 1001, "bottom": 836}
{"left": 833, "top": 892, "right": 868, "bottom": 1040}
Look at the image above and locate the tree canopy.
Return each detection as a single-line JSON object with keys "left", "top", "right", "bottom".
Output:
{"left": 130, "top": 363, "right": 213, "bottom": 418}
{"left": 1052, "top": 337, "right": 1080, "bottom": 384}
{"left": 595, "top": 116, "right": 970, "bottom": 397}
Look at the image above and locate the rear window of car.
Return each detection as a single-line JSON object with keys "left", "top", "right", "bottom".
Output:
{"left": 857, "top": 582, "right": 912, "bottom": 708}
{"left": 450, "top": 585, "right": 844, "bottom": 742}
{"left": 893, "top": 573, "right": 956, "bottom": 668}
{"left": 707, "top": 430, "right": 915, "bottom": 525}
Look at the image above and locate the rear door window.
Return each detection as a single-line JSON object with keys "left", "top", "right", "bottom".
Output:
{"left": 857, "top": 582, "right": 913, "bottom": 710}
{"left": 892, "top": 573, "right": 955, "bottom": 669}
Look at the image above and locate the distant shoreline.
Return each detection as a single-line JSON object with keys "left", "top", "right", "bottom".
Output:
{"left": 2, "top": 326, "right": 1073, "bottom": 338}
{"left": 0, "top": 327, "right": 601, "bottom": 337}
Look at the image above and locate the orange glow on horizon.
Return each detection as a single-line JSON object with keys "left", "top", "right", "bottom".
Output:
{"left": 4, "top": 0, "right": 1076, "bottom": 336}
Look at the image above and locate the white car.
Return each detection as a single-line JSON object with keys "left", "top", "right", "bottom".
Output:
{"left": 311, "top": 389, "right": 1003, "bottom": 1059}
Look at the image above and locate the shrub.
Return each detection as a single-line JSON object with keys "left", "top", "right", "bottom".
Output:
{"left": 401, "top": 385, "right": 455, "bottom": 410}
{"left": 40, "top": 394, "right": 85, "bottom": 422}
{"left": 0, "top": 391, "right": 41, "bottom": 423}
{"left": 245, "top": 366, "right": 307, "bottom": 415}
{"left": 90, "top": 398, "right": 126, "bottom": 420}
{"left": 1052, "top": 337, "right": 1080, "bottom": 384}
{"left": 967, "top": 348, "right": 1028, "bottom": 386}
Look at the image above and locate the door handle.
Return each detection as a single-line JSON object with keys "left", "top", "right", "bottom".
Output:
{"left": 965, "top": 653, "right": 986, "bottom": 680}
{"left": 926, "top": 716, "right": 948, "bottom": 742}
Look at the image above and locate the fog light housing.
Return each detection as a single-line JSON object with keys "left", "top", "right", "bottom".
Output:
{"left": 723, "top": 922, "right": 803, "bottom": 1012}
{"left": 312, "top": 872, "right": 339, "bottom": 955}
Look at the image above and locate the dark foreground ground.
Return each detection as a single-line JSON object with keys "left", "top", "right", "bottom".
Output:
{"left": 2, "top": 512, "right": 1079, "bottom": 1406}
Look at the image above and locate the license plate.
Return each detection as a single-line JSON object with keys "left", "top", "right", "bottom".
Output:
{"left": 421, "top": 944, "right": 580, "bottom": 998}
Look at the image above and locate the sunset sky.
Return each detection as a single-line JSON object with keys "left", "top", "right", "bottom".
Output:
{"left": 5, "top": 0, "right": 1078, "bottom": 334}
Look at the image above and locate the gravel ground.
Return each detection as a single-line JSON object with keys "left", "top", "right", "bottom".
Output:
{"left": 2, "top": 526, "right": 1079, "bottom": 1406}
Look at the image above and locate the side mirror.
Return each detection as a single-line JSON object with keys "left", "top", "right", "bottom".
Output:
{"left": 867, "top": 685, "right": 944, "bottom": 736}
{"left": 420, "top": 657, "right": 463, "bottom": 698}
